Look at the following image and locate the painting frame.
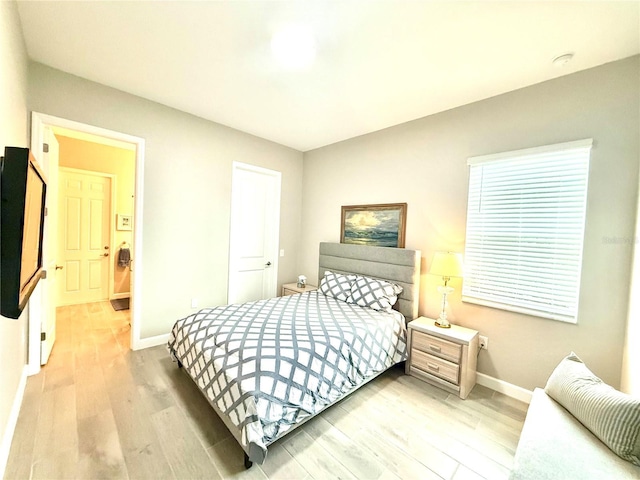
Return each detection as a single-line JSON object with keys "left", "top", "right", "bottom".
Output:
{"left": 340, "top": 203, "right": 407, "bottom": 248}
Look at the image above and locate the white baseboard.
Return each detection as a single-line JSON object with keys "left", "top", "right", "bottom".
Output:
{"left": 110, "top": 293, "right": 130, "bottom": 300}
{"left": 132, "top": 333, "right": 169, "bottom": 351}
{"left": 477, "top": 372, "right": 533, "bottom": 404}
{"left": 0, "top": 366, "right": 28, "bottom": 479}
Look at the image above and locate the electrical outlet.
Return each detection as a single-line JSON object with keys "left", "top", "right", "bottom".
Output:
{"left": 191, "top": 298, "right": 199, "bottom": 309}
{"left": 479, "top": 335, "right": 489, "bottom": 350}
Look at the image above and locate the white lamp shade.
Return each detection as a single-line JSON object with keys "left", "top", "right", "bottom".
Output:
{"left": 429, "top": 252, "right": 464, "bottom": 278}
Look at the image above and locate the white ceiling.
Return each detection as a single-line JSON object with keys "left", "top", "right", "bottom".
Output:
{"left": 16, "top": 1, "right": 640, "bottom": 152}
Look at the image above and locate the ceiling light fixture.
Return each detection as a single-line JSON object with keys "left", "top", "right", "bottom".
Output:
{"left": 271, "top": 24, "right": 316, "bottom": 71}
{"left": 552, "top": 52, "right": 574, "bottom": 67}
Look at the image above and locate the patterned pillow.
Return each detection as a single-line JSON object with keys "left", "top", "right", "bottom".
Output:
{"left": 544, "top": 352, "right": 640, "bottom": 466}
{"left": 319, "top": 271, "right": 356, "bottom": 302}
{"left": 347, "top": 275, "right": 403, "bottom": 312}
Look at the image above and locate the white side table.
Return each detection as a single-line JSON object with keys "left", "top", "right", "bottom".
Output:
{"left": 406, "top": 317, "right": 479, "bottom": 399}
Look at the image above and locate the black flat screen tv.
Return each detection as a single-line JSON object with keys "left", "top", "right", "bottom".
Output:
{"left": 1, "top": 146, "right": 48, "bottom": 319}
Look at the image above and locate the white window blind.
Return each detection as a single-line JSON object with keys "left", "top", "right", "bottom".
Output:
{"left": 463, "top": 139, "right": 592, "bottom": 323}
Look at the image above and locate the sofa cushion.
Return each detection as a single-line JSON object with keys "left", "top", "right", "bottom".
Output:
{"left": 510, "top": 388, "right": 640, "bottom": 480}
{"left": 544, "top": 352, "right": 640, "bottom": 466}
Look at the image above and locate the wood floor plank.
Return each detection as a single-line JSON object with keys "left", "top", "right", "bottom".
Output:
{"left": 129, "top": 352, "right": 176, "bottom": 415}
{"left": 318, "top": 403, "right": 366, "bottom": 439}
{"left": 280, "top": 430, "right": 357, "bottom": 480}
{"left": 350, "top": 429, "right": 443, "bottom": 480}
{"left": 445, "top": 390, "right": 525, "bottom": 430}
{"left": 331, "top": 384, "right": 460, "bottom": 479}
{"left": 207, "top": 436, "right": 268, "bottom": 480}
{"left": 151, "top": 405, "right": 223, "bottom": 480}
{"left": 376, "top": 469, "right": 403, "bottom": 480}
{"left": 160, "top": 355, "right": 234, "bottom": 448}
{"left": 258, "top": 441, "right": 308, "bottom": 480}
{"left": 371, "top": 418, "right": 459, "bottom": 478}
{"left": 109, "top": 380, "right": 174, "bottom": 479}
{"left": 76, "top": 410, "right": 128, "bottom": 479}
{"left": 73, "top": 338, "right": 101, "bottom": 370}
{"left": 301, "top": 414, "right": 387, "bottom": 479}
{"left": 42, "top": 364, "right": 75, "bottom": 392}
{"left": 475, "top": 416, "right": 521, "bottom": 453}
{"left": 3, "top": 373, "right": 44, "bottom": 480}
{"left": 31, "top": 384, "right": 78, "bottom": 462}
{"left": 452, "top": 463, "right": 487, "bottom": 480}
{"left": 30, "top": 448, "right": 78, "bottom": 480}
{"left": 75, "top": 363, "right": 111, "bottom": 420}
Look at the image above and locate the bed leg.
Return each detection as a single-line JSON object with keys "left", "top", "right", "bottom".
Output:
{"left": 244, "top": 453, "right": 253, "bottom": 469}
{"left": 176, "top": 359, "right": 183, "bottom": 369}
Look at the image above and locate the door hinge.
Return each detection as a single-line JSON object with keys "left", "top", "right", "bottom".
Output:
{"left": 43, "top": 143, "right": 49, "bottom": 153}
{"left": 41, "top": 332, "right": 46, "bottom": 341}
{"left": 44, "top": 207, "right": 48, "bottom": 217}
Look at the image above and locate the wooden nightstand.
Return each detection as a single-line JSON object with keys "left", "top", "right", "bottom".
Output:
{"left": 281, "top": 283, "right": 318, "bottom": 296}
{"left": 405, "top": 317, "right": 479, "bottom": 399}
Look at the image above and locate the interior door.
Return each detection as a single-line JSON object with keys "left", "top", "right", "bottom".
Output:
{"left": 228, "top": 163, "right": 281, "bottom": 304}
{"left": 58, "top": 169, "right": 112, "bottom": 305}
{"left": 40, "top": 127, "right": 59, "bottom": 364}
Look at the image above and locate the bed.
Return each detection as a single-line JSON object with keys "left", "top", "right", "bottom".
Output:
{"left": 167, "top": 242, "right": 421, "bottom": 466}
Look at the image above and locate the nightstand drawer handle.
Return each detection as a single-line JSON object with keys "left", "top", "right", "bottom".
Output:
{"left": 427, "top": 362, "right": 440, "bottom": 371}
{"left": 429, "top": 345, "right": 441, "bottom": 353}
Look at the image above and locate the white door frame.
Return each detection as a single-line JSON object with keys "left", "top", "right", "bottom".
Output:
{"left": 57, "top": 167, "right": 116, "bottom": 306}
{"left": 28, "top": 112, "right": 146, "bottom": 375}
{"left": 228, "top": 162, "right": 281, "bottom": 303}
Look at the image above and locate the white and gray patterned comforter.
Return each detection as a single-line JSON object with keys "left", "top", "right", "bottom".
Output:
{"left": 167, "top": 290, "right": 407, "bottom": 464}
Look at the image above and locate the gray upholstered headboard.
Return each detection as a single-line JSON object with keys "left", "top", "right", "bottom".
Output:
{"left": 318, "top": 242, "right": 421, "bottom": 321}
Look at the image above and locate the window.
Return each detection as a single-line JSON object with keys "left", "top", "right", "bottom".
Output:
{"left": 462, "top": 139, "right": 592, "bottom": 323}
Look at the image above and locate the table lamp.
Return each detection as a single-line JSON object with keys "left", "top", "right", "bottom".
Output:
{"left": 429, "top": 252, "right": 464, "bottom": 328}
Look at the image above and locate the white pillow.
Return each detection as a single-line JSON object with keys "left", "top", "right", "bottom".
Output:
{"left": 544, "top": 352, "right": 640, "bottom": 466}
{"left": 347, "top": 275, "right": 403, "bottom": 312}
{"left": 319, "top": 271, "right": 356, "bottom": 302}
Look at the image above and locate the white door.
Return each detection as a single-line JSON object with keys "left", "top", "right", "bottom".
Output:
{"left": 58, "top": 169, "right": 112, "bottom": 305}
{"left": 228, "top": 163, "right": 281, "bottom": 304}
{"left": 40, "top": 127, "right": 59, "bottom": 364}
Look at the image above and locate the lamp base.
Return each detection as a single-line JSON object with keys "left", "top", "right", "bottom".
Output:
{"left": 435, "top": 285, "right": 454, "bottom": 328}
{"left": 434, "top": 318, "right": 452, "bottom": 329}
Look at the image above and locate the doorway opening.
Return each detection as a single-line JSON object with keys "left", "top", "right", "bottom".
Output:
{"left": 28, "top": 112, "right": 145, "bottom": 375}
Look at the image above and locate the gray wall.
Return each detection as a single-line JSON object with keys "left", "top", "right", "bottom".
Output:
{"left": 0, "top": 0, "right": 29, "bottom": 467}
{"left": 29, "top": 63, "right": 304, "bottom": 339}
{"left": 300, "top": 56, "right": 640, "bottom": 391}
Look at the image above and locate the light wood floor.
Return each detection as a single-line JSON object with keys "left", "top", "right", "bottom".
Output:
{"left": 5, "top": 301, "right": 528, "bottom": 480}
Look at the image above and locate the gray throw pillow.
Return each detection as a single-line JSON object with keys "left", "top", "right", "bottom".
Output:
{"left": 544, "top": 352, "right": 640, "bottom": 466}
{"left": 319, "top": 271, "right": 356, "bottom": 302}
{"left": 347, "top": 275, "right": 402, "bottom": 312}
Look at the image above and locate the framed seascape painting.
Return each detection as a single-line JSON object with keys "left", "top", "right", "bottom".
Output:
{"left": 341, "top": 203, "right": 407, "bottom": 248}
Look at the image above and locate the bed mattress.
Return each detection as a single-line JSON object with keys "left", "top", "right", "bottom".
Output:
{"left": 167, "top": 290, "right": 407, "bottom": 463}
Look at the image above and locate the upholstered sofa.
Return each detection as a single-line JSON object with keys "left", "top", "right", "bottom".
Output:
{"left": 510, "top": 388, "right": 640, "bottom": 479}
{"left": 510, "top": 353, "right": 640, "bottom": 480}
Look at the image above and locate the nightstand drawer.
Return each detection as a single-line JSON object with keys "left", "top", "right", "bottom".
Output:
{"left": 412, "top": 330, "right": 461, "bottom": 364}
{"left": 411, "top": 350, "right": 459, "bottom": 385}
{"left": 406, "top": 317, "right": 478, "bottom": 399}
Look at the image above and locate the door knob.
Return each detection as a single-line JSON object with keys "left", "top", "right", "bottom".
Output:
{"left": 55, "top": 265, "right": 63, "bottom": 270}
{"left": 101, "top": 253, "right": 109, "bottom": 257}
{"left": 265, "top": 261, "right": 272, "bottom": 267}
